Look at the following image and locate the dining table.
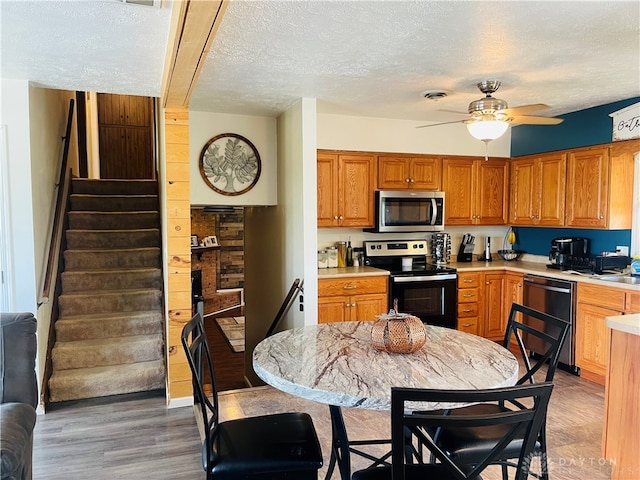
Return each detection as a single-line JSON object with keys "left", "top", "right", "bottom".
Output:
{"left": 252, "top": 321, "right": 520, "bottom": 480}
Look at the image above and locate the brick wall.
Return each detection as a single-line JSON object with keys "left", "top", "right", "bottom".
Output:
{"left": 191, "top": 208, "right": 244, "bottom": 313}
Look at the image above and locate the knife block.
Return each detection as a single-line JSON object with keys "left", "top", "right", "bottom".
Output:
{"left": 457, "top": 242, "right": 474, "bottom": 262}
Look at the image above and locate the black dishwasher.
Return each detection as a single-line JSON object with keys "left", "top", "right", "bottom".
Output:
{"left": 522, "top": 274, "right": 579, "bottom": 375}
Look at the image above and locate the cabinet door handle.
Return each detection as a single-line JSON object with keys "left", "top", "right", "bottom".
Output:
{"left": 462, "top": 309, "right": 473, "bottom": 313}
{"left": 338, "top": 215, "right": 344, "bottom": 220}
{"left": 405, "top": 178, "right": 410, "bottom": 183}
{"left": 463, "top": 279, "right": 473, "bottom": 283}
{"left": 462, "top": 323, "right": 473, "bottom": 327}
{"left": 333, "top": 215, "right": 339, "bottom": 220}
{"left": 462, "top": 293, "right": 474, "bottom": 298}
{"left": 343, "top": 285, "right": 357, "bottom": 290}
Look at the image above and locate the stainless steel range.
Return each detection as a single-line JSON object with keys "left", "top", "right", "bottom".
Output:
{"left": 363, "top": 239, "right": 457, "bottom": 328}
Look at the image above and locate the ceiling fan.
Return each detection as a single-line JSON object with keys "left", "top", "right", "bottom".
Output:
{"left": 417, "top": 80, "right": 564, "bottom": 145}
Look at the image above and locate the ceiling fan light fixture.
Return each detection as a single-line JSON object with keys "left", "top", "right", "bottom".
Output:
{"left": 466, "top": 120, "right": 509, "bottom": 141}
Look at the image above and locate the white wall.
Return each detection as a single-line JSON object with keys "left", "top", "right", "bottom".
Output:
{"left": 0, "top": 79, "right": 37, "bottom": 313}
{"left": 243, "top": 98, "right": 317, "bottom": 385}
{"left": 317, "top": 113, "right": 511, "bottom": 156}
{"left": 0, "top": 81, "right": 76, "bottom": 409}
{"left": 189, "top": 110, "right": 277, "bottom": 206}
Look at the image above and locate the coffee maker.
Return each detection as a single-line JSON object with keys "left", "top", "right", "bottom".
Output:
{"left": 548, "top": 237, "right": 590, "bottom": 269}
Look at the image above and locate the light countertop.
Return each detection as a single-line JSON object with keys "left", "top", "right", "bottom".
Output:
{"left": 606, "top": 314, "right": 640, "bottom": 336}
{"left": 319, "top": 259, "right": 640, "bottom": 292}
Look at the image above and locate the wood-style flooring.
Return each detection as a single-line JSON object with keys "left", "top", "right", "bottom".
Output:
{"left": 32, "top": 365, "right": 614, "bottom": 480}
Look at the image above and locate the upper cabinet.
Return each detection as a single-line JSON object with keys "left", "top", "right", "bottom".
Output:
{"left": 443, "top": 157, "right": 509, "bottom": 225}
{"left": 317, "top": 151, "right": 376, "bottom": 228}
{"left": 509, "top": 151, "right": 566, "bottom": 226}
{"left": 565, "top": 142, "right": 636, "bottom": 229}
{"left": 378, "top": 155, "right": 442, "bottom": 190}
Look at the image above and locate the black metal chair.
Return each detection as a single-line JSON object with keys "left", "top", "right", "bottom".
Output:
{"left": 352, "top": 382, "right": 554, "bottom": 480}
{"left": 181, "top": 312, "right": 323, "bottom": 480}
{"left": 426, "top": 303, "right": 570, "bottom": 480}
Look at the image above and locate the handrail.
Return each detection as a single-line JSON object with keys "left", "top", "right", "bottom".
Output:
{"left": 39, "top": 99, "right": 75, "bottom": 306}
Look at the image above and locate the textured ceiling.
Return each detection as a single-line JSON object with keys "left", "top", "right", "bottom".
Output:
{"left": 1, "top": 0, "right": 639, "bottom": 123}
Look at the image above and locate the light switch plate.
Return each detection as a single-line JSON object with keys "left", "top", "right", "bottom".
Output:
{"left": 616, "top": 245, "right": 629, "bottom": 256}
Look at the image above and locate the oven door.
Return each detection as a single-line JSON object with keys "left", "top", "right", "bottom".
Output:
{"left": 390, "top": 274, "right": 457, "bottom": 328}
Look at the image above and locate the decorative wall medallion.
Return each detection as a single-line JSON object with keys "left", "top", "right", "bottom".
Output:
{"left": 199, "top": 133, "right": 262, "bottom": 196}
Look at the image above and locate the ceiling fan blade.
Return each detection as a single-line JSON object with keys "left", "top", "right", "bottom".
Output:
{"left": 502, "top": 104, "right": 550, "bottom": 116}
{"left": 416, "top": 120, "right": 466, "bottom": 129}
{"left": 436, "top": 109, "right": 470, "bottom": 116}
{"left": 510, "top": 115, "right": 564, "bottom": 125}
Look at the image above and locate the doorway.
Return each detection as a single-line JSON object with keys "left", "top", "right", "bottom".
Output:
{"left": 191, "top": 206, "right": 247, "bottom": 391}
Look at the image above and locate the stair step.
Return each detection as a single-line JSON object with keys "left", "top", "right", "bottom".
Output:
{"left": 55, "top": 311, "right": 163, "bottom": 341}
{"left": 58, "top": 288, "right": 162, "bottom": 316}
{"left": 52, "top": 335, "right": 164, "bottom": 370}
{"left": 70, "top": 194, "right": 158, "bottom": 212}
{"left": 64, "top": 247, "right": 160, "bottom": 270}
{"left": 66, "top": 228, "right": 160, "bottom": 249}
{"left": 71, "top": 179, "right": 158, "bottom": 196}
{"left": 61, "top": 268, "right": 162, "bottom": 292}
{"left": 68, "top": 211, "right": 159, "bottom": 230}
{"left": 48, "top": 360, "right": 165, "bottom": 403}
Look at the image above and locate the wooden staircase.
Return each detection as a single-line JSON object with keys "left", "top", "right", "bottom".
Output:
{"left": 48, "top": 179, "right": 165, "bottom": 403}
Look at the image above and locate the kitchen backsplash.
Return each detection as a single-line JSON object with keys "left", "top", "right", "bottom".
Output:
{"left": 317, "top": 225, "right": 511, "bottom": 259}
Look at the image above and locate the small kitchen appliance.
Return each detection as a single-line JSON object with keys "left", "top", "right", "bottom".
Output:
{"left": 547, "top": 237, "right": 591, "bottom": 270}
{"left": 365, "top": 190, "right": 445, "bottom": 233}
{"left": 363, "top": 239, "right": 457, "bottom": 328}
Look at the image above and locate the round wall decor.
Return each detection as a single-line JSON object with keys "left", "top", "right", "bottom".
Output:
{"left": 199, "top": 133, "right": 261, "bottom": 196}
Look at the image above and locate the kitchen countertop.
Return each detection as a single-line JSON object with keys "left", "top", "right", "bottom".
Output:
{"left": 319, "top": 259, "right": 640, "bottom": 292}
{"left": 606, "top": 313, "right": 640, "bottom": 336}
{"left": 318, "top": 265, "right": 390, "bottom": 279}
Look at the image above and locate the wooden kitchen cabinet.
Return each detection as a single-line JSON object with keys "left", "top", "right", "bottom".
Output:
{"left": 456, "top": 272, "right": 482, "bottom": 335}
{"left": 377, "top": 155, "right": 442, "bottom": 190}
{"left": 318, "top": 275, "right": 388, "bottom": 323}
{"left": 317, "top": 151, "right": 376, "bottom": 228}
{"left": 502, "top": 272, "right": 524, "bottom": 324}
{"left": 483, "top": 272, "right": 506, "bottom": 341}
{"left": 443, "top": 157, "right": 509, "bottom": 225}
{"left": 509, "top": 152, "right": 566, "bottom": 226}
{"left": 565, "top": 142, "right": 635, "bottom": 229}
{"left": 575, "top": 283, "right": 627, "bottom": 384}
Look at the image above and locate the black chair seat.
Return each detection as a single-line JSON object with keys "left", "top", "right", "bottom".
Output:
{"left": 182, "top": 313, "right": 323, "bottom": 480}
{"left": 434, "top": 403, "right": 542, "bottom": 465}
{"left": 352, "top": 383, "right": 554, "bottom": 480}
{"left": 207, "top": 412, "right": 323, "bottom": 479}
{"left": 424, "top": 303, "right": 570, "bottom": 480}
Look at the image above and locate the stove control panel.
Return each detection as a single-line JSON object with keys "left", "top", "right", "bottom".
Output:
{"left": 364, "top": 240, "right": 428, "bottom": 257}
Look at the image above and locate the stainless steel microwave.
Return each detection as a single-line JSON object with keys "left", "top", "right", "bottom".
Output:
{"left": 365, "top": 190, "right": 445, "bottom": 233}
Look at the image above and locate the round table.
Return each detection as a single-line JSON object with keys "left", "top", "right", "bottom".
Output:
{"left": 254, "top": 321, "right": 519, "bottom": 410}
{"left": 253, "top": 322, "right": 520, "bottom": 480}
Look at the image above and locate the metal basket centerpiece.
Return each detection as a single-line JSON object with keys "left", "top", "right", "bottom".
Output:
{"left": 371, "top": 300, "right": 426, "bottom": 354}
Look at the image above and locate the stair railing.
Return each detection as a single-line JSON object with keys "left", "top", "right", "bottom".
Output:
{"left": 39, "top": 99, "right": 75, "bottom": 306}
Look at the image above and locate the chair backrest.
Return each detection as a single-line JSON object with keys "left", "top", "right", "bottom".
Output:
{"left": 391, "top": 382, "right": 554, "bottom": 480}
{"left": 181, "top": 313, "right": 219, "bottom": 459}
{"left": 504, "top": 303, "right": 570, "bottom": 384}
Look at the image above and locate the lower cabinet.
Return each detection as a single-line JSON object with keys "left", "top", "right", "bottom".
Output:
{"left": 457, "top": 270, "right": 521, "bottom": 341}
{"left": 457, "top": 272, "right": 482, "bottom": 335}
{"left": 483, "top": 272, "right": 506, "bottom": 341}
{"left": 575, "top": 283, "right": 627, "bottom": 384}
{"left": 318, "top": 275, "right": 388, "bottom": 323}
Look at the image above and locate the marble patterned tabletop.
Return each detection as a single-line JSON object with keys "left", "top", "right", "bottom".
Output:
{"left": 253, "top": 321, "right": 519, "bottom": 411}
